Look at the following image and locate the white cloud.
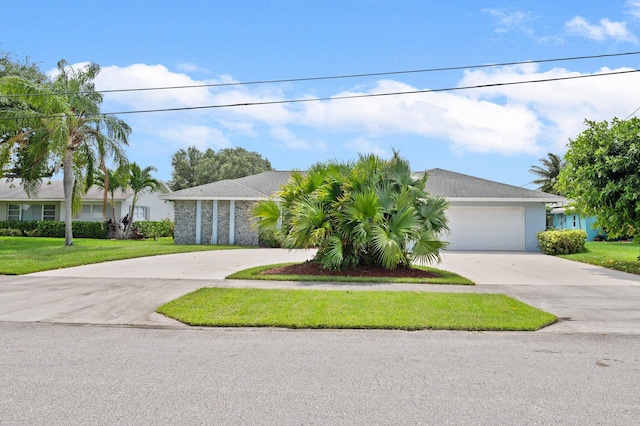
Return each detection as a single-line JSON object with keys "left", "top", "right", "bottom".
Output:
{"left": 458, "top": 64, "right": 640, "bottom": 151}
{"left": 60, "top": 59, "right": 640, "bottom": 164}
{"left": 344, "top": 138, "right": 390, "bottom": 158}
{"left": 564, "top": 16, "right": 637, "bottom": 42}
{"left": 626, "top": 0, "right": 640, "bottom": 19}
{"left": 270, "top": 127, "right": 328, "bottom": 152}
{"left": 484, "top": 9, "right": 534, "bottom": 34}
{"left": 160, "top": 125, "right": 231, "bottom": 150}
{"left": 176, "top": 63, "right": 209, "bottom": 73}
{"left": 97, "top": 63, "right": 213, "bottom": 110}
{"left": 300, "top": 79, "right": 541, "bottom": 154}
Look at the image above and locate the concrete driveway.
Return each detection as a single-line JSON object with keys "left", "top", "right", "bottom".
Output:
{"left": 1, "top": 249, "right": 639, "bottom": 333}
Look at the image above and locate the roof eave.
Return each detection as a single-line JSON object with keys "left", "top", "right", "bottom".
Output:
{"left": 446, "top": 197, "right": 566, "bottom": 203}
{"left": 160, "top": 196, "right": 270, "bottom": 201}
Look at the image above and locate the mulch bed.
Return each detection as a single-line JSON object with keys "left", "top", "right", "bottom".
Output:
{"left": 260, "top": 261, "right": 439, "bottom": 278}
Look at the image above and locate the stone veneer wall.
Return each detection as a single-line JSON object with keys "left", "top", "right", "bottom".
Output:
{"left": 172, "top": 199, "right": 259, "bottom": 245}
{"left": 235, "top": 201, "right": 259, "bottom": 246}
{"left": 173, "top": 201, "right": 197, "bottom": 244}
{"left": 217, "top": 201, "right": 230, "bottom": 244}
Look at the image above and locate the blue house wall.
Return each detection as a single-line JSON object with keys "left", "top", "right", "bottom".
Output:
{"left": 551, "top": 213, "right": 600, "bottom": 241}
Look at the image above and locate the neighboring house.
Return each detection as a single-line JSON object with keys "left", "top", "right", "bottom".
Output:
{"left": 0, "top": 179, "right": 174, "bottom": 223}
{"left": 163, "top": 169, "right": 565, "bottom": 251}
{"left": 549, "top": 206, "right": 600, "bottom": 241}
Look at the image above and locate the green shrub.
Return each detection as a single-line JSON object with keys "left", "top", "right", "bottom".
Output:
{"left": 36, "top": 221, "right": 65, "bottom": 237}
{"left": 72, "top": 222, "right": 108, "bottom": 239}
{"left": 130, "top": 219, "right": 174, "bottom": 240}
{"left": 0, "top": 220, "right": 38, "bottom": 234}
{"left": 0, "top": 220, "right": 107, "bottom": 238}
{"left": 537, "top": 230, "right": 587, "bottom": 255}
{"left": 0, "top": 228, "right": 23, "bottom": 236}
{"left": 259, "top": 229, "right": 282, "bottom": 248}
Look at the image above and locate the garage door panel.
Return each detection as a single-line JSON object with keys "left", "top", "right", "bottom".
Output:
{"left": 446, "top": 206, "right": 524, "bottom": 251}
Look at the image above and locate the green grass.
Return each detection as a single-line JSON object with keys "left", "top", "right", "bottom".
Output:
{"left": 0, "top": 236, "right": 238, "bottom": 275}
{"left": 157, "top": 287, "right": 557, "bottom": 331}
{"left": 226, "top": 263, "right": 474, "bottom": 285}
{"left": 558, "top": 241, "right": 640, "bottom": 275}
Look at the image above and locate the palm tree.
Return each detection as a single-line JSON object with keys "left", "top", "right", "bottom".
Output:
{"left": 94, "top": 167, "right": 129, "bottom": 240}
{"left": 0, "top": 60, "right": 130, "bottom": 245}
{"left": 254, "top": 152, "right": 449, "bottom": 270}
{"left": 529, "top": 153, "right": 565, "bottom": 195}
{"left": 124, "top": 162, "right": 160, "bottom": 236}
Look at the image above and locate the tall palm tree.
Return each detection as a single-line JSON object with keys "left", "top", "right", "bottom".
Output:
{"left": 529, "top": 153, "right": 565, "bottom": 195}
{"left": 0, "top": 60, "right": 130, "bottom": 245}
{"left": 124, "top": 162, "right": 160, "bottom": 236}
{"left": 254, "top": 152, "right": 449, "bottom": 270}
{"left": 94, "top": 167, "right": 129, "bottom": 240}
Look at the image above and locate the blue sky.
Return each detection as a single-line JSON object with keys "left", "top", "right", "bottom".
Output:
{"left": 3, "top": 1, "right": 640, "bottom": 188}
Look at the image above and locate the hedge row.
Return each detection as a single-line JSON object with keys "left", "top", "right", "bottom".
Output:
{"left": 537, "top": 229, "right": 587, "bottom": 255}
{"left": 0, "top": 219, "right": 174, "bottom": 240}
{"left": 129, "top": 219, "right": 174, "bottom": 240}
{"left": 0, "top": 220, "right": 107, "bottom": 238}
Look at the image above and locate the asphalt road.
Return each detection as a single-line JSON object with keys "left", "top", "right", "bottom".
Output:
{"left": 3, "top": 250, "right": 640, "bottom": 424}
{"left": 2, "top": 322, "right": 639, "bottom": 425}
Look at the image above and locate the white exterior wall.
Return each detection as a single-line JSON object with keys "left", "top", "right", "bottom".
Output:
{"left": 120, "top": 190, "right": 175, "bottom": 222}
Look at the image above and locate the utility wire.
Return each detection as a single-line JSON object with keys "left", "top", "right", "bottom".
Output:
{"left": 3, "top": 51, "right": 640, "bottom": 98}
{"left": 624, "top": 105, "right": 640, "bottom": 120}
{"left": 3, "top": 68, "right": 638, "bottom": 120}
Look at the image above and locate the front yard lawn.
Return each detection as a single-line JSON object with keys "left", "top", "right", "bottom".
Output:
{"left": 559, "top": 241, "right": 640, "bottom": 275}
{"left": 0, "top": 237, "right": 237, "bottom": 275}
{"left": 157, "top": 288, "right": 557, "bottom": 331}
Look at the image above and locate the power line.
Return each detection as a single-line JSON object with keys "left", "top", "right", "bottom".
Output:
{"left": 3, "top": 68, "right": 638, "bottom": 120}
{"left": 3, "top": 51, "right": 640, "bottom": 99}
{"left": 624, "top": 105, "right": 640, "bottom": 120}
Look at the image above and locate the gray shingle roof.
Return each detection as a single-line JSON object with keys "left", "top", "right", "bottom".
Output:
{"left": 423, "top": 168, "right": 565, "bottom": 201}
{"left": 162, "top": 171, "right": 294, "bottom": 200}
{"left": 160, "top": 168, "right": 565, "bottom": 202}
{"left": 0, "top": 179, "right": 132, "bottom": 201}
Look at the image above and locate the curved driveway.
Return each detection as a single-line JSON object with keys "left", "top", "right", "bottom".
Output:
{"left": 1, "top": 249, "right": 639, "bottom": 333}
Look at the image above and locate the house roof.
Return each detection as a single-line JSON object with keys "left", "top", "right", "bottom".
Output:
{"left": 161, "top": 169, "right": 565, "bottom": 203}
{"left": 423, "top": 168, "right": 565, "bottom": 202}
{"left": 161, "top": 171, "right": 294, "bottom": 200}
{"left": 0, "top": 178, "right": 171, "bottom": 202}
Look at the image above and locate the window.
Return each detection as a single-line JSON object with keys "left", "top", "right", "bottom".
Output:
{"left": 572, "top": 215, "right": 577, "bottom": 228}
{"left": 133, "top": 206, "right": 148, "bottom": 221}
{"left": 77, "top": 204, "right": 108, "bottom": 220}
{"left": 8, "top": 204, "right": 20, "bottom": 221}
{"left": 43, "top": 205, "right": 56, "bottom": 221}
{"left": 6, "top": 204, "right": 53, "bottom": 221}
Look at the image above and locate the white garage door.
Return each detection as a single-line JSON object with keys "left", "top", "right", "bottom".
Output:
{"left": 445, "top": 206, "right": 524, "bottom": 251}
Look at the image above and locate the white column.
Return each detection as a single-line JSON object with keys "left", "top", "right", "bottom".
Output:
{"left": 195, "top": 200, "right": 202, "bottom": 244}
{"left": 229, "top": 200, "right": 235, "bottom": 245}
{"left": 211, "top": 200, "right": 219, "bottom": 245}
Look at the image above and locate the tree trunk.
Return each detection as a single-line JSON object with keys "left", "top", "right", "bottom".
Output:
{"left": 62, "top": 147, "right": 74, "bottom": 246}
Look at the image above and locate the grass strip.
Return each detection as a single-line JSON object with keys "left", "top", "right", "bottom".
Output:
{"left": 226, "top": 263, "right": 474, "bottom": 285}
{"left": 157, "top": 288, "right": 557, "bottom": 331}
{"left": 0, "top": 236, "right": 238, "bottom": 275}
{"left": 558, "top": 241, "right": 640, "bottom": 275}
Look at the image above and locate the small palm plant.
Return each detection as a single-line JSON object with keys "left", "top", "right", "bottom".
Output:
{"left": 253, "top": 152, "right": 449, "bottom": 270}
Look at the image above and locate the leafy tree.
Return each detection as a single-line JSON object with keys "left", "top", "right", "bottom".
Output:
{"left": 0, "top": 60, "right": 130, "bottom": 245}
{"left": 167, "top": 146, "right": 204, "bottom": 190}
{"left": 558, "top": 118, "right": 640, "bottom": 239}
{"left": 253, "top": 152, "right": 449, "bottom": 270}
{"left": 0, "top": 51, "right": 47, "bottom": 83}
{"left": 529, "top": 152, "right": 565, "bottom": 195}
{"left": 168, "top": 146, "right": 272, "bottom": 190}
{"left": 124, "top": 162, "right": 160, "bottom": 236}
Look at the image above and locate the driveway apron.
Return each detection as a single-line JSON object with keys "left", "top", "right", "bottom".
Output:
{"left": 1, "top": 250, "right": 639, "bottom": 333}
